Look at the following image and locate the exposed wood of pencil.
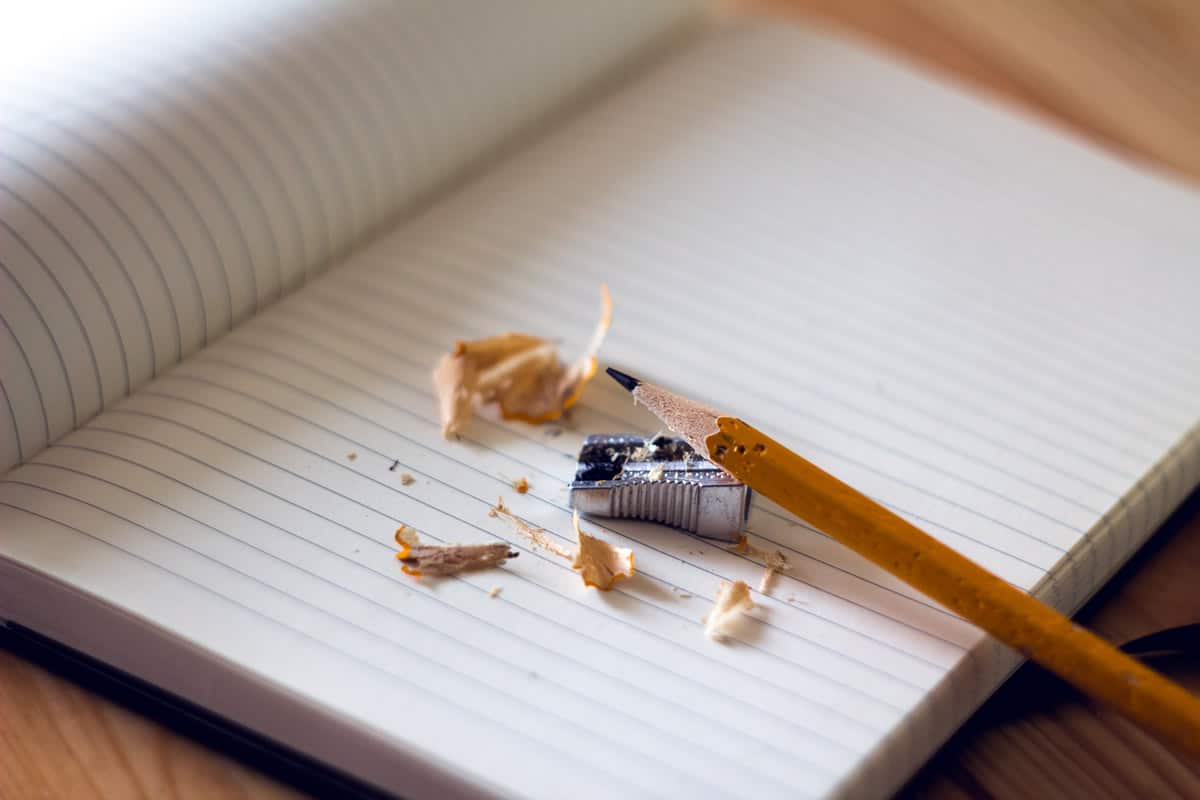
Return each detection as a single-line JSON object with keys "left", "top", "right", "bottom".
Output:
{"left": 630, "top": 378, "right": 1200, "bottom": 758}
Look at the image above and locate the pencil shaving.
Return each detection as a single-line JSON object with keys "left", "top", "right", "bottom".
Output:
{"left": 432, "top": 349, "right": 476, "bottom": 438}
{"left": 727, "top": 533, "right": 777, "bottom": 562}
{"left": 394, "top": 525, "right": 421, "bottom": 548}
{"left": 759, "top": 550, "right": 789, "bottom": 594}
{"left": 726, "top": 534, "right": 787, "bottom": 593}
{"left": 396, "top": 541, "right": 518, "bottom": 577}
{"left": 570, "top": 510, "right": 634, "bottom": 590}
{"left": 704, "top": 580, "right": 753, "bottom": 640}
{"left": 627, "top": 431, "right": 664, "bottom": 462}
{"left": 433, "top": 285, "right": 611, "bottom": 437}
{"left": 489, "top": 498, "right": 573, "bottom": 559}
{"left": 759, "top": 570, "right": 777, "bottom": 595}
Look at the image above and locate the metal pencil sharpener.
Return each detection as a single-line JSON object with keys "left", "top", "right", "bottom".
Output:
{"left": 567, "top": 434, "right": 751, "bottom": 543}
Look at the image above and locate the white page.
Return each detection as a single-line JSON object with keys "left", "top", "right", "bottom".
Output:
{"left": 0, "top": 0, "right": 695, "bottom": 472}
{"left": 4, "top": 19, "right": 1200, "bottom": 800}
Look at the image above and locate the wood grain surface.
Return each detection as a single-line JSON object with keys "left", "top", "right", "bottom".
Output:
{"left": 751, "top": 0, "right": 1200, "bottom": 186}
{"left": 5, "top": 2, "right": 1200, "bottom": 798}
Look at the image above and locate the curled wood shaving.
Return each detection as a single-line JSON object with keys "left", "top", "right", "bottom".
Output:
{"left": 489, "top": 498, "right": 573, "bottom": 560}
{"left": 400, "top": 473, "right": 416, "bottom": 486}
{"left": 570, "top": 510, "right": 634, "bottom": 591}
{"left": 393, "top": 527, "right": 517, "bottom": 578}
{"left": 432, "top": 349, "right": 476, "bottom": 438}
{"left": 646, "top": 463, "right": 666, "bottom": 482}
{"left": 704, "top": 580, "right": 754, "bottom": 640}
{"left": 513, "top": 476, "right": 530, "bottom": 494}
{"left": 433, "top": 285, "right": 612, "bottom": 437}
{"left": 394, "top": 525, "right": 421, "bottom": 548}
{"left": 488, "top": 586, "right": 502, "bottom": 598}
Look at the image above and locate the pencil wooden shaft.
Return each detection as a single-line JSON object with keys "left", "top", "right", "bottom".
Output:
{"left": 707, "top": 415, "right": 1200, "bottom": 756}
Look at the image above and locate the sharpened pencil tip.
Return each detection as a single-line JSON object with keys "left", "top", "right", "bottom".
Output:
{"left": 605, "top": 367, "right": 641, "bottom": 393}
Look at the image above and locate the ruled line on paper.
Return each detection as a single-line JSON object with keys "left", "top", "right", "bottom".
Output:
{"left": 0, "top": 495, "right": 665, "bottom": 798}
{"left": 253, "top": 299, "right": 968, "bottom": 620}
{"left": 0, "top": 443, "right": 873, "bottom": 796}
{"left": 441, "top": 212, "right": 1190, "bottom": 460}
{"left": 4, "top": 467, "right": 832, "bottom": 797}
{"left": 165, "top": 347, "right": 976, "bottom": 645}
{"left": 342, "top": 248, "right": 1152, "bottom": 489}
{"left": 0, "top": 257, "right": 76, "bottom": 441}
{"left": 324, "top": 268, "right": 1108, "bottom": 527}
{"left": 1, "top": 126, "right": 166, "bottom": 375}
{"left": 265, "top": 292, "right": 1035, "bottom": 606}
{"left": 30, "top": 442, "right": 861, "bottom": 778}
{"left": 245, "top": 303, "right": 1068, "bottom": 570}
{"left": 0, "top": 1, "right": 693, "bottom": 474}
{"left": 4, "top": 275, "right": 1190, "bottom": 796}
{"left": 3, "top": 15, "right": 1200, "bottom": 800}
{"left": 3, "top": 109, "right": 210, "bottom": 361}
{"left": 378, "top": 229, "right": 1172, "bottom": 475}
{"left": 0, "top": 220, "right": 96, "bottom": 428}
{"left": 305, "top": 272, "right": 1130, "bottom": 542}
{"left": 214, "top": 317, "right": 1052, "bottom": 597}
{"left": 95, "top": 393, "right": 937, "bottom": 712}
{"left": 2, "top": 154, "right": 143, "bottom": 398}
{"left": 34, "top": 440, "right": 862, "bottom": 773}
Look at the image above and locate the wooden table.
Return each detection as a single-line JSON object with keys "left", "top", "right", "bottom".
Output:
{"left": 5, "top": 2, "right": 1200, "bottom": 797}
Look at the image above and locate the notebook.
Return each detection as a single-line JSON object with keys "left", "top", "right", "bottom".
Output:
{"left": 4, "top": 2, "right": 1200, "bottom": 798}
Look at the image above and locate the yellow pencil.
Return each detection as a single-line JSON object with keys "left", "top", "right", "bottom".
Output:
{"left": 605, "top": 367, "right": 1200, "bottom": 757}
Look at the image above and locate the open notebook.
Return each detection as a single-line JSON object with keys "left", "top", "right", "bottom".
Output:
{"left": 4, "top": 2, "right": 1200, "bottom": 798}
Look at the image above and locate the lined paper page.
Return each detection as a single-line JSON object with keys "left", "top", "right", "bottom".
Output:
{"left": 0, "top": 0, "right": 694, "bottom": 472}
{"left": 4, "top": 20, "right": 1200, "bottom": 800}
